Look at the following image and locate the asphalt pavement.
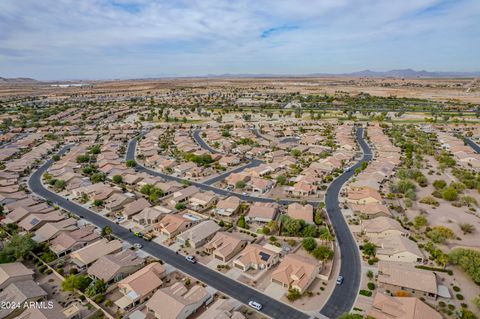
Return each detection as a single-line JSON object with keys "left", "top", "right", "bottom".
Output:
{"left": 465, "top": 138, "right": 480, "bottom": 154}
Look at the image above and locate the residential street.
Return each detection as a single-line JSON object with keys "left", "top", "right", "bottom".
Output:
{"left": 28, "top": 127, "right": 371, "bottom": 319}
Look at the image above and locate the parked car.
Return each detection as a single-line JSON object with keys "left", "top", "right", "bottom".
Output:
{"left": 248, "top": 301, "right": 262, "bottom": 311}
{"left": 133, "top": 243, "right": 142, "bottom": 249}
{"left": 336, "top": 275, "right": 344, "bottom": 285}
{"left": 185, "top": 255, "right": 197, "bottom": 263}
{"left": 114, "top": 216, "right": 125, "bottom": 224}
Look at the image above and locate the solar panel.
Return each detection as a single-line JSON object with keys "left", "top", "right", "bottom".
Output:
{"left": 30, "top": 218, "right": 39, "bottom": 225}
{"left": 259, "top": 252, "right": 270, "bottom": 261}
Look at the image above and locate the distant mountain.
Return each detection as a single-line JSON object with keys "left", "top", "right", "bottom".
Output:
{"left": 201, "top": 69, "right": 480, "bottom": 79}
{"left": 0, "top": 77, "right": 38, "bottom": 84}
{"left": 332, "top": 69, "right": 480, "bottom": 78}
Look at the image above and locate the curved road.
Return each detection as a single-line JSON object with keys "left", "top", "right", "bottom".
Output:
{"left": 29, "top": 127, "right": 372, "bottom": 318}
{"left": 465, "top": 138, "right": 480, "bottom": 154}
{"left": 191, "top": 129, "right": 264, "bottom": 186}
{"left": 319, "top": 128, "right": 372, "bottom": 318}
{"left": 27, "top": 147, "right": 309, "bottom": 319}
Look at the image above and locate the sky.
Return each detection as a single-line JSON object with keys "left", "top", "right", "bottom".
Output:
{"left": 0, "top": 0, "right": 479, "bottom": 80}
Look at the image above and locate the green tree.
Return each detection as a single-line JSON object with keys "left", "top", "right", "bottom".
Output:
{"left": 362, "top": 242, "right": 376, "bottom": 256}
{"left": 85, "top": 279, "right": 107, "bottom": 297}
{"left": 237, "top": 215, "right": 248, "bottom": 229}
{"left": 126, "top": 160, "right": 136, "bottom": 168}
{"left": 90, "top": 173, "right": 106, "bottom": 183}
{"left": 302, "top": 237, "right": 317, "bottom": 252}
{"left": 112, "top": 175, "right": 123, "bottom": 184}
{"left": 175, "top": 202, "right": 186, "bottom": 210}
{"left": 276, "top": 175, "right": 287, "bottom": 185}
{"left": 312, "top": 245, "right": 334, "bottom": 261}
{"left": 89, "top": 145, "right": 101, "bottom": 155}
{"left": 54, "top": 179, "right": 66, "bottom": 190}
{"left": 93, "top": 199, "right": 104, "bottom": 207}
{"left": 235, "top": 180, "right": 246, "bottom": 189}
{"left": 61, "top": 274, "right": 92, "bottom": 292}
{"left": 76, "top": 154, "right": 90, "bottom": 163}
{"left": 314, "top": 211, "right": 323, "bottom": 225}
{"left": 101, "top": 226, "right": 112, "bottom": 238}
{"left": 0, "top": 234, "right": 37, "bottom": 263}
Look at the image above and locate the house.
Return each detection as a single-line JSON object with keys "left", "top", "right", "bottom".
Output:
{"left": 347, "top": 186, "right": 383, "bottom": 204}
{"left": 271, "top": 254, "right": 320, "bottom": 293}
{"left": 0, "top": 280, "right": 48, "bottom": 319}
{"left": 123, "top": 198, "right": 151, "bottom": 219}
{"left": 361, "top": 217, "right": 408, "bottom": 239}
{"left": 204, "top": 232, "right": 251, "bottom": 262}
{"left": 115, "top": 262, "right": 166, "bottom": 310}
{"left": 249, "top": 177, "right": 273, "bottom": 194}
{"left": 105, "top": 193, "right": 135, "bottom": 212}
{"left": 290, "top": 181, "right": 317, "bottom": 197}
{"left": 3, "top": 202, "right": 55, "bottom": 224}
{"left": 350, "top": 203, "right": 391, "bottom": 219}
{"left": 32, "top": 218, "right": 78, "bottom": 243}
{"left": 176, "top": 220, "right": 221, "bottom": 248}
{"left": 189, "top": 191, "right": 218, "bottom": 210}
{"left": 69, "top": 238, "right": 123, "bottom": 269}
{"left": 154, "top": 181, "right": 183, "bottom": 195}
{"left": 132, "top": 206, "right": 171, "bottom": 226}
{"left": 197, "top": 299, "right": 245, "bottom": 319}
{"left": 87, "top": 250, "right": 144, "bottom": 283}
{"left": 287, "top": 203, "right": 314, "bottom": 224}
{"left": 174, "top": 162, "right": 197, "bottom": 176}
{"left": 169, "top": 186, "right": 200, "bottom": 206}
{"left": 219, "top": 156, "right": 240, "bottom": 167}
{"left": 367, "top": 293, "right": 442, "bottom": 319}
{"left": 225, "top": 173, "right": 250, "bottom": 188}
{"left": 19, "top": 211, "right": 65, "bottom": 232}
{"left": 146, "top": 283, "right": 210, "bottom": 319}
{"left": 233, "top": 244, "right": 280, "bottom": 271}
{"left": 0, "top": 262, "right": 34, "bottom": 290}
{"left": 214, "top": 196, "right": 241, "bottom": 216}
{"left": 373, "top": 235, "right": 424, "bottom": 264}
{"left": 50, "top": 225, "right": 100, "bottom": 256}
{"left": 154, "top": 214, "right": 193, "bottom": 238}
{"left": 246, "top": 202, "right": 278, "bottom": 223}
{"left": 377, "top": 261, "right": 438, "bottom": 300}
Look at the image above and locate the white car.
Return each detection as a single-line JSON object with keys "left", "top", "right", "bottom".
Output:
{"left": 248, "top": 301, "right": 262, "bottom": 311}
{"left": 185, "top": 255, "right": 197, "bottom": 263}
{"left": 114, "top": 216, "right": 125, "bottom": 224}
{"left": 133, "top": 243, "right": 142, "bottom": 249}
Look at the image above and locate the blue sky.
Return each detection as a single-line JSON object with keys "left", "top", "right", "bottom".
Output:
{"left": 0, "top": 0, "right": 479, "bottom": 80}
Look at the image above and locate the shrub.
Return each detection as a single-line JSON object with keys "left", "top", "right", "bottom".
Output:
{"left": 302, "top": 237, "right": 317, "bottom": 252}
{"left": 419, "top": 196, "right": 439, "bottom": 207}
{"left": 442, "top": 187, "right": 458, "bottom": 201}
{"left": 367, "top": 282, "right": 375, "bottom": 290}
{"left": 287, "top": 288, "right": 302, "bottom": 301}
{"left": 456, "top": 294, "right": 464, "bottom": 300}
{"left": 453, "top": 286, "right": 461, "bottom": 292}
{"left": 359, "top": 290, "right": 372, "bottom": 297}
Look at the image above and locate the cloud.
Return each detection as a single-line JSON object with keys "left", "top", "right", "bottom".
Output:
{"left": 261, "top": 26, "right": 299, "bottom": 38}
{"left": 0, "top": 0, "right": 478, "bottom": 79}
